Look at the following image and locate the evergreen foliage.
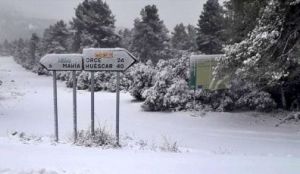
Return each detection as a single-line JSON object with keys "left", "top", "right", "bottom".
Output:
{"left": 0, "top": 40, "right": 12, "bottom": 56}
{"left": 171, "top": 23, "right": 189, "bottom": 50}
{"left": 223, "top": 0, "right": 268, "bottom": 43}
{"left": 186, "top": 25, "right": 198, "bottom": 51}
{"left": 42, "top": 20, "right": 71, "bottom": 54}
{"left": 131, "top": 5, "right": 170, "bottom": 63}
{"left": 27, "top": 33, "right": 41, "bottom": 70}
{"left": 141, "top": 53, "right": 191, "bottom": 111}
{"left": 129, "top": 61, "right": 157, "bottom": 101}
{"left": 119, "top": 28, "right": 133, "bottom": 51}
{"left": 72, "top": 0, "right": 120, "bottom": 50}
{"left": 215, "top": 0, "right": 300, "bottom": 109}
{"left": 196, "top": 0, "right": 225, "bottom": 54}
{"left": 4, "top": 0, "right": 300, "bottom": 112}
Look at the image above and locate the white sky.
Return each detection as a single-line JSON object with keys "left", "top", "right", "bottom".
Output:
{"left": 0, "top": 0, "right": 225, "bottom": 30}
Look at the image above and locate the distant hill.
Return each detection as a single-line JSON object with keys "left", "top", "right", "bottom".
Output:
{"left": 0, "top": 9, "right": 56, "bottom": 42}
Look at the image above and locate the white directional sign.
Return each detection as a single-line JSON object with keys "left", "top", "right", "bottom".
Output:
{"left": 40, "top": 54, "right": 83, "bottom": 71}
{"left": 83, "top": 48, "right": 137, "bottom": 71}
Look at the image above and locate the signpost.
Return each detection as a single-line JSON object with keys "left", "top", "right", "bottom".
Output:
{"left": 40, "top": 54, "right": 82, "bottom": 142}
{"left": 72, "top": 71, "right": 78, "bottom": 142}
{"left": 83, "top": 48, "right": 136, "bottom": 72}
{"left": 83, "top": 48, "right": 137, "bottom": 144}
{"left": 40, "top": 49, "right": 137, "bottom": 145}
{"left": 40, "top": 54, "right": 82, "bottom": 71}
{"left": 90, "top": 71, "right": 95, "bottom": 136}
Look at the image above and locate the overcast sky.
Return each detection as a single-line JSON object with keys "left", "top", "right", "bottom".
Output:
{"left": 0, "top": 0, "right": 225, "bottom": 29}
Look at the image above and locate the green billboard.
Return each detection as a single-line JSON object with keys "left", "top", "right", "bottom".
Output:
{"left": 189, "top": 54, "right": 226, "bottom": 90}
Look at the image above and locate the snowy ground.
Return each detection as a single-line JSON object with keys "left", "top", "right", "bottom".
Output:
{"left": 1, "top": 56, "right": 300, "bottom": 174}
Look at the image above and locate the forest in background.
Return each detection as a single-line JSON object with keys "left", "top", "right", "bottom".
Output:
{"left": 0, "top": 0, "right": 300, "bottom": 113}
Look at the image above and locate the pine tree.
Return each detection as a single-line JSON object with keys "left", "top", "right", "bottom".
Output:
{"left": 186, "top": 25, "right": 198, "bottom": 51}
{"left": 131, "top": 5, "right": 170, "bottom": 63}
{"left": 215, "top": 0, "right": 300, "bottom": 109}
{"left": 0, "top": 43, "right": 3, "bottom": 55}
{"left": 196, "top": 0, "right": 225, "bottom": 54}
{"left": 171, "top": 23, "right": 189, "bottom": 50}
{"left": 28, "top": 33, "right": 40, "bottom": 69}
{"left": 119, "top": 28, "right": 133, "bottom": 51}
{"left": 42, "top": 20, "right": 71, "bottom": 54}
{"left": 223, "top": 0, "right": 268, "bottom": 44}
{"left": 72, "top": 0, "right": 120, "bottom": 50}
{"left": 13, "top": 38, "right": 28, "bottom": 64}
{"left": 2, "top": 39, "right": 11, "bottom": 55}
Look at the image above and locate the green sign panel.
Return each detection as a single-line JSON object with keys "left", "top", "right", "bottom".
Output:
{"left": 189, "top": 54, "right": 226, "bottom": 90}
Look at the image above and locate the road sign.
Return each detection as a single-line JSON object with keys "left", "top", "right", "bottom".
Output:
{"left": 40, "top": 54, "right": 83, "bottom": 71}
{"left": 83, "top": 48, "right": 137, "bottom": 71}
{"left": 40, "top": 53, "right": 83, "bottom": 142}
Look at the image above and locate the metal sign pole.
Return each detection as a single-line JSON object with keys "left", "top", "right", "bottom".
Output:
{"left": 91, "top": 71, "right": 95, "bottom": 136}
{"left": 72, "top": 71, "right": 78, "bottom": 142}
{"left": 53, "top": 70, "right": 59, "bottom": 142}
{"left": 194, "top": 62, "right": 196, "bottom": 110}
{"left": 116, "top": 72, "right": 120, "bottom": 145}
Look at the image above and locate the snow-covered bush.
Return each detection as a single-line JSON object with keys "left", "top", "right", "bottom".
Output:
{"left": 93, "top": 71, "right": 114, "bottom": 91}
{"left": 236, "top": 90, "right": 277, "bottom": 112}
{"left": 129, "top": 62, "right": 157, "bottom": 101}
{"left": 74, "top": 71, "right": 131, "bottom": 92}
{"left": 228, "top": 80, "right": 277, "bottom": 111}
{"left": 77, "top": 71, "right": 90, "bottom": 90}
{"left": 159, "top": 137, "right": 180, "bottom": 153}
{"left": 56, "top": 71, "right": 71, "bottom": 81}
{"left": 163, "top": 79, "right": 192, "bottom": 111}
{"left": 194, "top": 89, "right": 235, "bottom": 112}
{"left": 213, "top": 0, "right": 300, "bottom": 111}
{"left": 76, "top": 127, "right": 116, "bottom": 147}
{"left": 141, "top": 53, "right": 191, "bottom": 111}
{"left": 142, "top": 67, "right": 173, "bottom": 111}
{"left": 191, "top": 78, "right": 277, "bottom": 112}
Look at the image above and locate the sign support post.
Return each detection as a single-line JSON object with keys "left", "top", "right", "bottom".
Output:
{"left": 53, "top": 70, "right": 59, "bottom": 142}
{"left": 72, "top": 71, "right": 78, "bottom": 142}
{"left": 83, "top": 48, "right": 137, "bottom": 144}
{"left": 193, "top": 62, "right": 196, "bottom": 110}
{"left": 116, "top": 72, "right": 120, "bottom": 145}
{"left": 91, "top": 71, "right": 95, "bottom": 136}
{"left": 40, "top": 53, "right": 83, "bottom": 142}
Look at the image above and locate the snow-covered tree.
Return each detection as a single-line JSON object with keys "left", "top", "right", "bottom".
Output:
{"left": 0, "top": 43, "right": 3, "bottom": 55}
{"left": 72, "top": 0, "right": 120, "bottom": 50}
{"left": 119, "top": 28, "right": 133, "bottom": 51}
{"left": 141, "top": 53, "right": 191, "bottom": 111}
{"left": 77, "top": 71, "right": 91, "bottom": 90}
{"left": 131, "top": 5, "right": 171, "bottom": 63}
{"left": 186, "top": 25, "right": 198, "bottom": 51}
{"left": 129, "top": 61, "right": 157, "bottom": 101}
{"left": 0, "top": 39, "right": 12, "bottom": 56}
{"left": 223, "top": 0, "right": 268, "bottom": 44}
{"left": 142, "top": 67, "right": 174, "bottom": 111}
{"left": 171, "top": 23, "right": 190, "bottom": 50}
{"left": 163, "top": 79, "right": 192, "bottom": 111}
{"left": 42, "top": 20, "right": 71, "bottom": 54}
{"left": 196, "top": 0, "right": 225, "bottom": 54}
{"left": 26, "top": 33, "right": 41, "bottom": 70}
{"left": 215, "top": 0, "right": 300, "bottom": 109}
{"left": 13, "top": 38, "right": 28, "bottom": 65}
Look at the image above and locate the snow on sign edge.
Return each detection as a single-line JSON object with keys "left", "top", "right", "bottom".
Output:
{"left": 40, "top": 54, "right": 83, "bottom": 71}
{"left": 82, "top": 48, "right": 137, "bottom": 72}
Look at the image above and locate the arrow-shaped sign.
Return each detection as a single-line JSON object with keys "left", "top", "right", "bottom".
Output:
{"left": 40, "top": 54, "right": 83, "bottom": 71}
{"left": 83, "top": 48, "right": 137, "bottom": 72}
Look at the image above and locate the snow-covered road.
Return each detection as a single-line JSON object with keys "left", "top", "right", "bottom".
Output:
{"left": 1, "top": 56, "right": 300, "bottom": 174}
